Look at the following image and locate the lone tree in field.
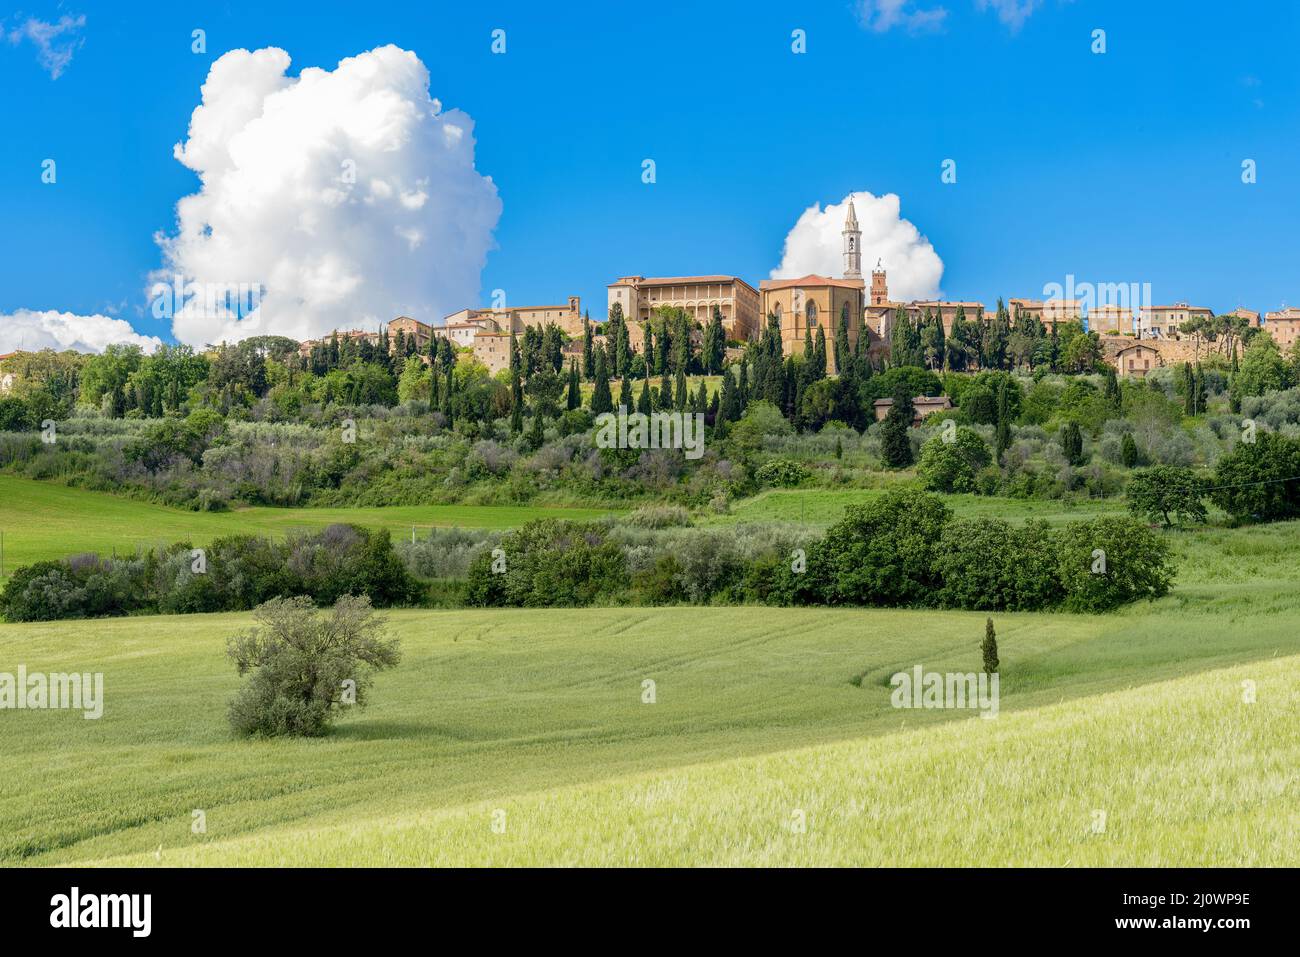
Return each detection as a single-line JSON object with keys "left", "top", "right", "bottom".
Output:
{"left": 981, "top": 618, "right": 999, "bottom": 675}
{"left": 1126, "top": 465, "right": 1209, "bottom": 527}
{"left": 226, "top": 595, "right": 401, "bottom": 738}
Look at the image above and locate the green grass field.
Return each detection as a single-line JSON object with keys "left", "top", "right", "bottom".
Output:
{"left": 1, "top": 473, "right": 1296, "bottom": 866}
{"left": 0, "top": 475, "right": 617, "bottom": 574}
{"left": 711, "top": 487, "right": 1129, "bottom": 527}
{"left": 2, "top": 519, "right": 1297, "bottom": 866}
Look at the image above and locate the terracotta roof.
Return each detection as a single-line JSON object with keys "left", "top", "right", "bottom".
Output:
{"left": 760, "top": 274, "right": 866, "bottom": 291}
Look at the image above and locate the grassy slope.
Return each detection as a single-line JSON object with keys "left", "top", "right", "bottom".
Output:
{"left": 94, "top": 654, "right": 1300, "bottom": 867}
{"left": 2, "top": 517, "right": 1297, "bottom": 866}
{"left": 0, "top": 475, "right": 617, "bottom": 573}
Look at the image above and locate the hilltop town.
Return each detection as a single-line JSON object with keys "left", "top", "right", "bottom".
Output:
{"left": 297, "top": 199, "right": 1299, "bottom": 380}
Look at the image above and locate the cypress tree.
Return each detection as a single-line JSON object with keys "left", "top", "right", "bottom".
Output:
{"left": 814, "top": 327, "right": 828, "bottom": 380}
{"left": 509, "top": 331, "right": 523, "bottom": 434}
{"left": 719, "top": 367, "right": 738, "bottom": 422}
{"left": 674, "top": 367, "right": 687, "bottom": 411}
{"left": 880, "top": 386, "right": 914, "bottom": 468}
{"left": 933, "top": 308, "right": 947, "bottom": 371}
{"left": 566, "top": 361, "right": 580, "bottom": 411}
{"left": 582, "top": 314, "right": 594, "bottom": 380}
{"left": 995, "top": 378, "right": 1012, "bottom": 462}
{"left": 590, "top": 350, "right": 613, "bottom": 414}
{"left": 835, "top": 314, "right": 852, "bottom": 377}
{"left": 890, "top": 306, "right": 911, "bottom": 367}
{"left": 618, "top": 374, "right": 633, "bottom": 411}
{"left": 656, "top": 371, "right": 672, "bottom": 411}
{"left": 637, "top": 375, "right": 652, "bottom": 415}
{"left": 526, "top": 407, "right": 545, "bottom": 451}
{"left": 1103, "top": 365, "right": 1122, "bottom": 413}
{"left": 1060, "top": 420, "right": 1085, "bottom": 465}
{"left": 1120, "top": 432, "right": 1138, "bottom": 468}
{"left": 442, "top": 363, "right": 455, "bottom": 425}
{"left": 982, "top": 619, "right": 999, "bottom": 675}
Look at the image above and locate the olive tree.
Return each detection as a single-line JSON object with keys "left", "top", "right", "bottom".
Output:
{"left": 226, "top": 595, "right": 401, "bottom": 737}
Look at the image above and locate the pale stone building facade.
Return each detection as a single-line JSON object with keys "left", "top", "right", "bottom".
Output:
{"left": 1264, "top": 307, "right": 1300, "bottom": 348}
{"left": 472, "top": 332, "right": 513, "bottom": 375}
{"left": 1138, "top": 302, "right": 1213, "bottom": 339}
{"left": 607, "top": 275, "right": 761, "bottom": 342}
{"left": 1088, "top": 304, "right": 1135, "bottom": 335}
{"left": 444, "top": 296, "right": 584, "bottom": 338}
{"left": 1008, "top": 298, "right": 1083, "bottom": 331}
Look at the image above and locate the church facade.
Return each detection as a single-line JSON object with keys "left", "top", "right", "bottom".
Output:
{"left": 759, "top": 198, "right": 869, "bottom": 374}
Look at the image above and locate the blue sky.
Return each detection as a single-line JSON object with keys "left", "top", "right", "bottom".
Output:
{"left": 1, "top": 0, "right": 1297, "bottom": 347}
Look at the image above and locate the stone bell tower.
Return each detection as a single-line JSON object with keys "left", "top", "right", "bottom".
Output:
{"left": 871, "top": 259, "right": 889, "bottom": 305}
{"left": 842, "top": 197, "right": 862, "bottom": 280}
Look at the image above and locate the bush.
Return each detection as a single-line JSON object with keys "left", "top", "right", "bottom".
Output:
{"left": 0, "top": 556, "right": 149, "bottom": 622}
{"left": 1, "top": 524, "right": 422, "bottom": 621}
{"left": 813, "top": 487, "right": 951, "bottom": 606}
{"left": 934, "top": 518, "right": 1064, "bottom": 611}
{"left": 623, "top": 504, "right": 692, "bottom": 529}
{"left": 1211, "top": 431, "right": 1300, "bottom": 522}
{"left": 226, "top": 595, "right": 401, "bottom": 737}
{"left": 755, "top": 459, "right": 811, "bottom": 488}
{"left": 1126, "top": 466, "right": 1209, "bottom": 526}
{"left": 917, "top": 427, "right": 991, "bottom": 493}
{"left": 1053, "top": 517, "right": 1175, "bottom": 612}
{"left": 464, "top": 519, "right": 628, "bottom": 607}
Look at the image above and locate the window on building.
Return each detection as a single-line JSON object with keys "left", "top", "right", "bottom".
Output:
{"left": 806, "top": 301, "right": 817, "bottom": 327}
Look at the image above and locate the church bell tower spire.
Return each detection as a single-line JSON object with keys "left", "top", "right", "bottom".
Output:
{"left": 842, "top": 197, "right": 862, "bottom": 279}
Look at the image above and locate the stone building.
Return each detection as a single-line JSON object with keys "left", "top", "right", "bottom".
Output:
{"left": 607, "top": 275, "right": 761, "bottom": 342}
{"left": 472, "top": 331, "right": 513, "bottom": 376}
{"left": 443, "top": 296, "right": 584, "bottom": 338}
{"left": 871, "top": 395, "right": 953, "bottom": 423}
{"left": 388, "top": 316, "right": 434, "bottom": 352}
{"left": 1008, "top": 298, "right": 1083, "bottom": 331}
{"left": 1264, "top": 307, "right": 1300, "bottom": 349}
{"left": 1138, "top": 302, "right": 1213, "bottom": 339}
{"left": 1087, "top": 304, "right": 1135, "bottom": 335}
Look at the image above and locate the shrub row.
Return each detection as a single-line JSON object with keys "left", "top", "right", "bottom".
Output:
{"left": 466, "top": 489, "right": 1176, "bottom": 613}
{"left": 0, "top": 524, "right": 421, "bottom": 622}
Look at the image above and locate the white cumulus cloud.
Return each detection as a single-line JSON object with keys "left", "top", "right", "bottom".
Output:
{"left": 769, "top": 191, "right": 944, "bottom": 303}
{"left": 155, "top": 44, "right": 502, "bottom": 348}
{"left": 0, "top": 309, "right": 162, "bottom": 354}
